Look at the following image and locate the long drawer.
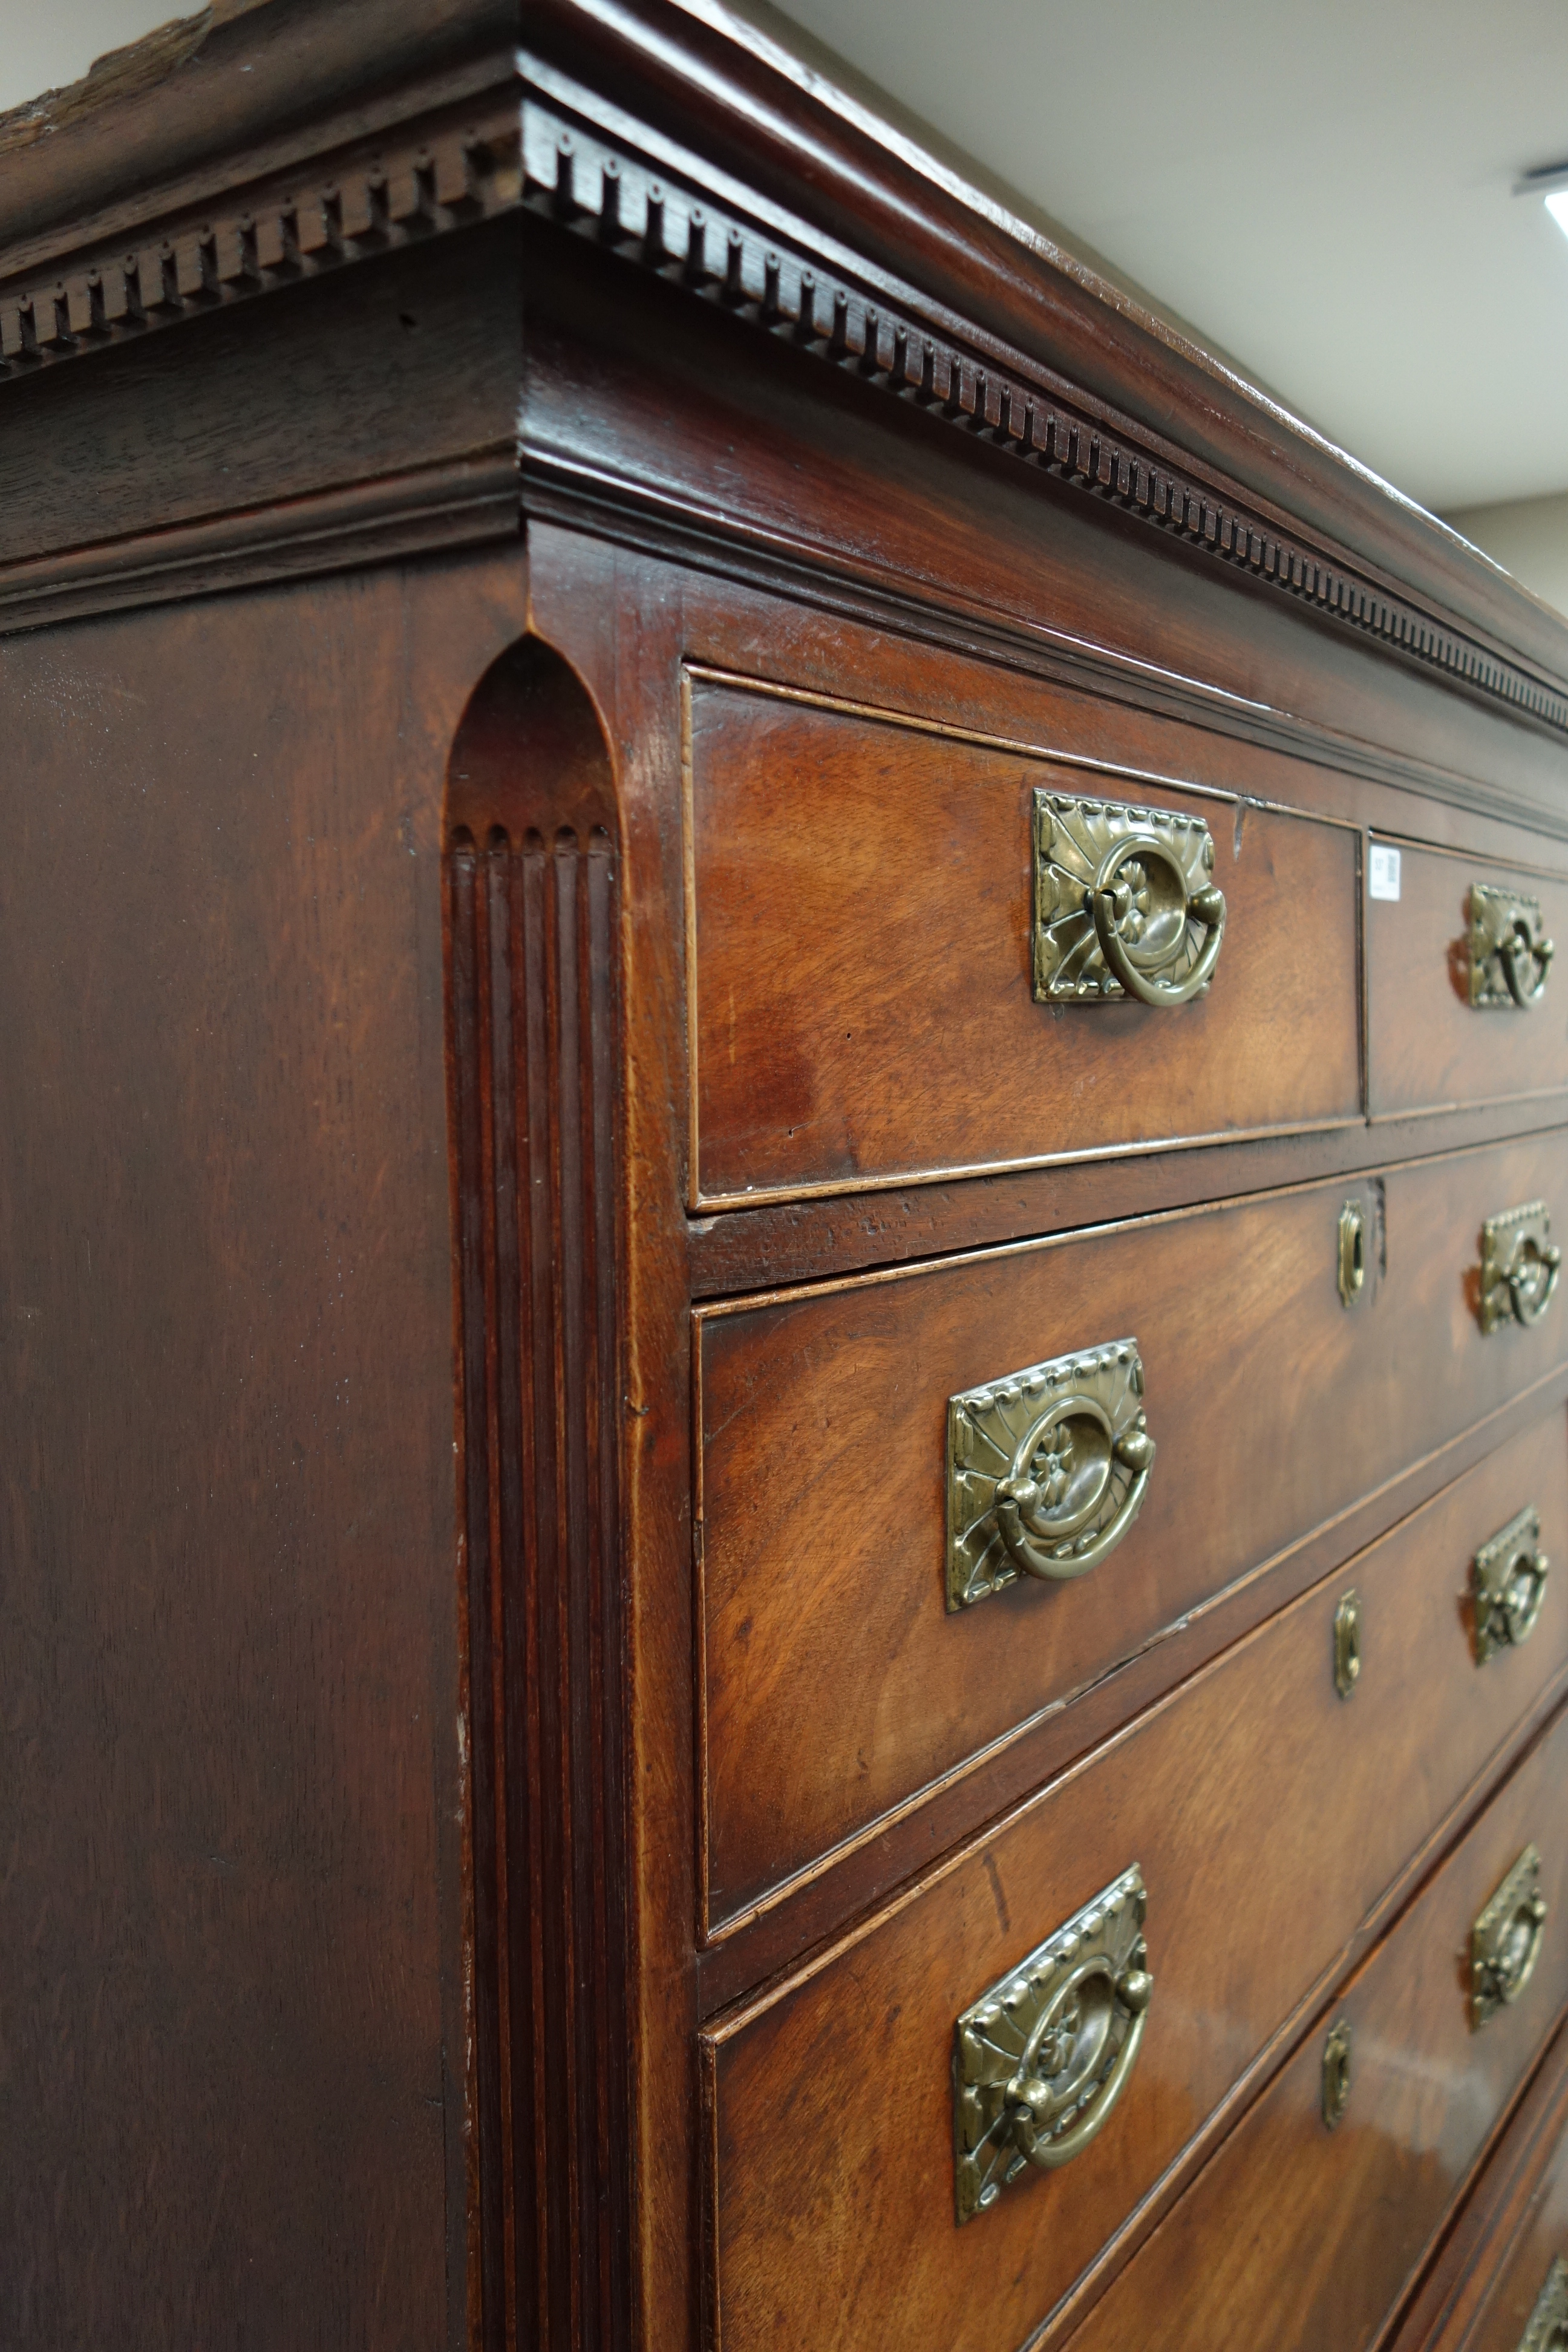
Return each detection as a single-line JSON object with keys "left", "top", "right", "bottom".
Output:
{"left": 701, "top": 1424, "right": 1568, "bottom": 2352}
{"left": 686, "top": 671, "right": 1360, "bottom": 1204}
{"left": 1368, "top": 836, "right": 1568, "bottom": 1120}
{"left": 699, "top": 1134, "right": 1568, "bottom": 1924}
{"left": 1063, "top": 1704, "right": 1568, "bottom": 2352}
{"left": 1427, "top": 2114, "right": 1568, "bottom": 2352}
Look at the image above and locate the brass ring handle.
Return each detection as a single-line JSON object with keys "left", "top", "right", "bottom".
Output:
{"left": 1500, "top": 918, "right": 1555, "bottom": 1009}
{"left": 1472, "top": 1845, "right": 1549, "bottom": 2027}
{"left": 1510, "top": 1243, "right": 1562, "bottom": 1327}
{"left": 1091, "top": 832, "right": 1226, "bottom": 1008}
{"left": 1481, "top": 1204, "right": 1562, "bottom": 1335}
{"left": 993, "top": 1402, "right": 1155, "bottom": 1584}
{"left": 1005, "top": 1952, "right": 1152, "bottom": 2171}
{"left": 1503, "top": 1550, "right": 1550, "bottom": 1646}
{"left": 948, "top": 1341, "right": 1151, "bottom": 1610}
{"left": 954, "top": 1863, "right": 1150, "bottom": 2218}
{"left": 1475, "top": 1507, "right": 1550, "bottom": 1664}
{"left": 1469, "top": 883, "right": 1555, "bottom": 1012}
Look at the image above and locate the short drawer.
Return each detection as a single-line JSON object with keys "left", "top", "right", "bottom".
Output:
{"left": 1367, "top": 837, "right": 1568, "bottom": 1119}
{"left": 686, "top": 672, "right": 1360, "bottom": 1204}
{"left": 699, "top": 1133, "right": 1568, "bottom": 1925}
{"left": 702, "top": 1489, "right": 1568, "bottom": 2352}
{"left": 1065, "top": 1705, "right": 1568, "bottom": 2352}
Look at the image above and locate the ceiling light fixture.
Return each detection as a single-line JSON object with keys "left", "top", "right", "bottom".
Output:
{"left": 1515, "top": 159, "right": 1568, "bottom": 238}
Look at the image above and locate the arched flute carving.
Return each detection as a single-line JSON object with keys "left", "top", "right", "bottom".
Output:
{"left": 443, "top": 638, "right": 630, "bottom": 2352}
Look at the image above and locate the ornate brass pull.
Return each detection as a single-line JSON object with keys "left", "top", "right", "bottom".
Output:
{"left": 1480, "top": 1201, "right": 1562, "bottom": 1333}
{"left": 955, "top": 1864, "right": 1151, "bottom": 2220}
{"left": 1474, "top": 1506, "right": 1550, "bottom": 1664}
{"left": 1515, "top": 2256, "right": 1568, "bottom": 2351}
{"left": 1333, "top": 1590, "right": 1362, "bottom": 1699}
{"left": 1471, "top": 881, "right": 1555, "bottom": 1011}
{"left": 947, "top": 1341, "right": 1154, "bottom": 1610}
{"left": 1033, "top": 792, "right": 1226, "bottom": 1006}
{"left": 1321, "top": 2019, "right": 1353, "bottom": 2130}
{"left": 1091, "top": 833, "right": 1226, "bottom": 1008}
{"left": 1472, "top": 1844, "right": 1548, "bottom": 2027}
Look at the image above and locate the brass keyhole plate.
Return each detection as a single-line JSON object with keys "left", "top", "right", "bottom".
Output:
{"left": 1333, "top": 1589, "right": 1362, "bottom": 1699}
{"left": 1321, "top": 2018, "right": 1353, "bottom": 2131}
{"left": 1338, "top": 1198, "right": 1366, "bottom": 1308}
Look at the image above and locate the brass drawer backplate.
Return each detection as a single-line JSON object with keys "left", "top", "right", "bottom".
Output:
{"left": 1472, "top": 1843, "right": 1548, "bottom": 2028}
{"left": 1469, "top": 881, "right": 1554, "bottom": 1010}
{"left": 1032, "top": 792, "right": 1224, "bottom": 1007}
{"left": 1517, "top": 2256, "right": 1568, "bottom": 2352}
{"left": 1480, "top": 1201, "right": 1561, "bottom": 1334}
{"left": 1473, "top": 1504, "right": 1549, "bottom": 1664}
{"left": 953, "top": 1863, "right": 1151, "bottom": 2223}
{"left": 947, "top": 1338, "right": 1152, "bottom": 1611}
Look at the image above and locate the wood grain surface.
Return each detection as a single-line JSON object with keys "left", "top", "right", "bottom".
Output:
{"left": 521, "top": 4, "right": 1568, "bottom": 724}
{"left": 1368, "top": 838, "right": 1568, "bottom": 1120}
{"left": 1458, "top": 2127, "right": 1568, "bottom": 2352}
{"left": 445, "top": 638, "right": 632, "bottom": 2352}
{"left": 704, "top": 1429, "right": 1568, "bottom": 2352}
{"left": 12, "top": 0, "right": 1568, "bottom": 2341}
{"left": 699, "top": 1135, "right": 1568, "bottom": 1926}
{"left": 0, "top": 555, "right": 526, "bottom": 2347}
{"left": 685, "top": 675, "right": 1360, "bottom": 1204}
{"left": 1061, "top": 1700, "right": 1568, "bottom": 2352}
{"left": 526, "top": 222, "right": 1568, "bottom": 844}
{"left": 1382, "top": 2012, "right": 1568, "bottom": 2352}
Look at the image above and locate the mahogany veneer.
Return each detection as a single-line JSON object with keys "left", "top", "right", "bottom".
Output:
{"left": 5, "top": 4, "right": 1568, "bottom": 2347}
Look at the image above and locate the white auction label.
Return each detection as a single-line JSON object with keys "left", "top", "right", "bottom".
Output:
{"left": 1367, "top": 843, "right": 1402, "bottom": 901}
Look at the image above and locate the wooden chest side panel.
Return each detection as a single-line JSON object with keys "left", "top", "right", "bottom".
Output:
{"left": 0, "top": 560, "right": 515, "bottom": 2347}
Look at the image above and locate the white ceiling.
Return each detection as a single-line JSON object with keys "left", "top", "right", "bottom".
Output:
{"left": 756, "top": 0, "right": 1568, "bottom": 516}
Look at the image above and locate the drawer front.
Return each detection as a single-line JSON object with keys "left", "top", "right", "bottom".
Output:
{"left": 687, "top": 674, "right": 1360, "bottom": 1204}
{"left": 704, "top": 1481, "right": 1568, "bottom": 2352}
{"left": 1368, "top": 838, "right": 1568, "bottom": 1119}
{"left": 1461, "top": 2118, "right": 1568, "bottom": 2352}
{"left": 1065, "top": 1708, "right": 1568, "bottom": 2352}
{"left": 700, "top": 1135, "right": 1568, "bottom": 1922}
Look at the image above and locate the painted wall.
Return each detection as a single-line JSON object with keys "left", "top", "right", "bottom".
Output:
{"left": 1443, "top": 492, "right": 1568, "bottom": 625}
{"left": 0, "top": 1, "right": 203, "bottom": 118}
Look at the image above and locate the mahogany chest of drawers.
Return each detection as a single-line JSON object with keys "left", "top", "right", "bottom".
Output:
{"left": 5, "top": 4, "right": 1568, "bottom": 2347}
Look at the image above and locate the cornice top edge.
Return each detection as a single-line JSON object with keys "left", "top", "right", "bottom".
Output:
{"left": 666, "top": 0, "right": 1442, "bottom": 532}
{"left": 0, "top": 68, "right": 523, "bottom": 393}
{"left": 523, "top": 56, "right": 1568, "bottom": 743}
{"left": 528, "top": 0, "right": 1568, "bottom": 712}
{"left": 0, "top": 51, "right": 520, "bottom": 300}
{"left": 0, "top": 0, "right": 517, "bottom": 273}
